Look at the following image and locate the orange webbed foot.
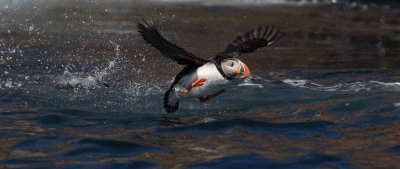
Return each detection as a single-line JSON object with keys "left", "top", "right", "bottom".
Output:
{"left": 199, "top": 89, "right": 225, "bottom": 102}
{"left": 184, "top": 78, "right": 206, "bottom": 94}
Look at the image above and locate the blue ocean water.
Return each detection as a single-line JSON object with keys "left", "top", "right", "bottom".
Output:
{"left": 1, "top": 0, "right": 400, "bottom": 168}
{"left": 1, "top": 70, "right": 399, "bottom": 168}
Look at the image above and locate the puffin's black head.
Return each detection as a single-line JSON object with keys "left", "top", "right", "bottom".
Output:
{"left": 220, "top": 58, "right": 251, "bottom": 79}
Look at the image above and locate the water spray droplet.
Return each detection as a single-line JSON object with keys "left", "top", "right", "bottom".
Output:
{"left": 9, "top": 48, "right": 16, "bottom": 54}
{"left": 29, "top": 25, "right": 35, "bottom": 31}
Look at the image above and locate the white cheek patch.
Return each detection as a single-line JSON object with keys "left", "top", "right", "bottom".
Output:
{"left": 226, "top": 66, "right": 236, "bottom": 76}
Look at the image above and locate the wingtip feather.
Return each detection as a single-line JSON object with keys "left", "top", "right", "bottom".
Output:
{"left": 215, "top": 24, "right": 284, "bottom": 59}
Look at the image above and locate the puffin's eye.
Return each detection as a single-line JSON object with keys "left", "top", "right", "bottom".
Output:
{"left": 230, "top": 62, "right": 234, "bottom": 67}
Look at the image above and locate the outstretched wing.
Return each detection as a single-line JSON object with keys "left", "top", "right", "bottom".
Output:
{"left": 214, "top": 25, "right": 284, "bottom": 62}
{"left": 138, "top": 19, "right": 208, "bottom": 66}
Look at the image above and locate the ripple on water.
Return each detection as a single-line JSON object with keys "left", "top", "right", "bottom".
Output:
{"left": 61, "top": 138, "right": 168, "bottom": 158}
{"left": 157, "top": 118, "right": 341, "bottom": 139}
{"left": 187, "top": 153, "right": 357, "bottom": 169}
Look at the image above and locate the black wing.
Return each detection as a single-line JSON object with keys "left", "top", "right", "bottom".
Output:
{"left": 138, "top": 19, "right": 208, "bottom": 66}
{"left": 214, "top": 25, "right": 284, "bottom": 62}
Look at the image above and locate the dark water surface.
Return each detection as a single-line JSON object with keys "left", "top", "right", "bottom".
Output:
{"left": 1, "top": 0, "right": 400, "bottom": 168}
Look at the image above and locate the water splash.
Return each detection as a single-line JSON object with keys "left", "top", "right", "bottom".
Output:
{"left": 0, "top": 79, "right": 23, "bottom": 89}
{"left": 123, "top": 82, "right": 166, "bottom": 98}
{"left": 237, "top": 76, "right": 264, "bottom": 88}
{"left": 53, "top": 60, "right": 116, "bottom": 89}
{"left": 53, "top": 40, "right": 122, "bottom": 89}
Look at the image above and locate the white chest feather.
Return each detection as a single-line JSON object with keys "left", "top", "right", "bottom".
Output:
{"left": 175, "top": 63, "right": 230, "bottom": 98}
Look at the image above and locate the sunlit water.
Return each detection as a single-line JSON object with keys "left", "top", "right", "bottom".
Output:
{"left": 1, "top": 1, "right": 400, "bottom": 169}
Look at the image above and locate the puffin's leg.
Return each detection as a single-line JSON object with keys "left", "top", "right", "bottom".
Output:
{"left": 184, "top": 78, "right": 206, "bottom": 94}
{"left": 199, "top": 89, "right": 226, "bottom": 102}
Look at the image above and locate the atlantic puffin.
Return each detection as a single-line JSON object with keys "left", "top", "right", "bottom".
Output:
{"left": 138, "top": 19, "right": 284, "bottom": 113}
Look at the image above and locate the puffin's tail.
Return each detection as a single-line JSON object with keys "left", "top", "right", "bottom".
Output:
{"left": 164, "top": 86, "right": 179, "bottom": 113}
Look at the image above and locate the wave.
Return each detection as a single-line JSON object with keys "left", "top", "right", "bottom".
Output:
{"left": 283, "top": 79, "right": 400, "bottom": 92}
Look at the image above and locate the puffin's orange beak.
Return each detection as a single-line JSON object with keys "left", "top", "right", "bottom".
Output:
{"left": 238, "top": 61, "right": 251, "bottom": 78}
